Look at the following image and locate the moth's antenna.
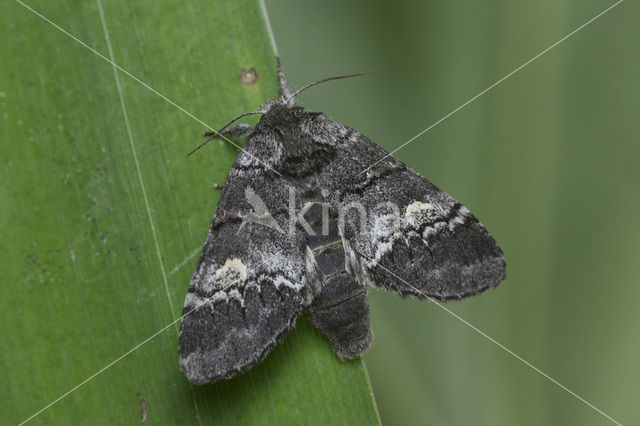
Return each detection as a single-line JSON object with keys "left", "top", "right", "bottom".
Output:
{"left": 288, "top": 70, "right": 375, "bottom": 101}
{"left": 187, "top": 111, "right": 263, "bottom": 157}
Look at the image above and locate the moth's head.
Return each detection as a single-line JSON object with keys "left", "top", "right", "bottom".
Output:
{"left": 256, "top": 102, "right": 309, "bottom": 133}
{"left": 187, "top": 65, "right": 374, "bottom": 156}
{"left": 261, "top": 96, "right": 293, "bottom": 114}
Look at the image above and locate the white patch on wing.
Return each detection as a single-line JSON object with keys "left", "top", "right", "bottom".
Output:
{"left": 216, "top": 258, "right": 248, "bottom": 283}
{"left": 273, "top": 275, "right": 303, "bottom": 291}
{"left": 367, "top": 212, "right": 403, "bottom": 266}
{"left": 448, "top": 206, "right": 470, "bottom": 231}
{"left": 199, "top": 257, "right": 249, "bottom": 294}
{"left": 250, "top": 244, "right": 307, "bottom": 293}
{"left": 211, "top": 290, "right": 228, "bottom": 302}
{"left": 184, "top": 290, "right": 230, "bottom": 314}
{"left": 184, "top": 292, "right": 206, "bottom": 308}
{"left": 404, "top": 201, "right": 435, "bottom": 228}
{"left": 253, "top": 273, "right": 303, "bottom": 291}
{"left": 227, "top": 288, "right": 244, "bottom": 306}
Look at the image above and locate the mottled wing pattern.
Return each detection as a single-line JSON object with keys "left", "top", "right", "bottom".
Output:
{"left": 317, "top": 119, "right": 506, "bottom": 301}
{"left": 178, "top": 137, "right": 321, "bottom": 384}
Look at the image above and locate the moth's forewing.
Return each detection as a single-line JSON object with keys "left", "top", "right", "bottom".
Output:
{"left": 316, "top": 125, "right": 506, "bottom": 300}
{"left": 178, "top": 137, "right": 318, "bottom": 384}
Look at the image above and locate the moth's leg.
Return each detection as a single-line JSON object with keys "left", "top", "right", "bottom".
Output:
{"left": 276, "top": 55, "right": 294, "bottom": 99}
{"left": 308, "top": 272, "right": 372, "bottom": 359}
{"left": 213, "top": 183, "right": 224, "bottom": 190}
{"left": 203, "top": 123, "right": 254, "bottom": 138}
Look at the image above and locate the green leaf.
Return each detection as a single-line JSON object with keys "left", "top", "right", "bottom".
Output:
{"left": 1, "top": 0, "right": 380, "bottom": 424}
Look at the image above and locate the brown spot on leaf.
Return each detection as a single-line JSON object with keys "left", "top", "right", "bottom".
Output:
{"left": 240, "top": 68, "right": 258, "bottom": 85}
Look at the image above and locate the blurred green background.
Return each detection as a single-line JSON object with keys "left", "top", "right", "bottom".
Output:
{"left": 2, "top": 0, "right": 638, "bottom": 424}
{"left": 266, "top": 0, "right": 638, "bottom": 425}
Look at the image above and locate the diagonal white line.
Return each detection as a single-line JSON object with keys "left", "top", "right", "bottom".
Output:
{"left": 13, "top": 0, "right": 283, "bottom": 177}
{"left": 169, "top": 247, "right": 202, "bottom": 276}
{"left": 363, "top": 255, "right": 623, "bottom": 426}
{"left": 96, "top": 0, "right": 175, "bottom": 317}
{"left": 358, "top": 0, "right": 624, "bottom": 176}
{"left": 18, "top": 254, "right": 276, "bottom": 425}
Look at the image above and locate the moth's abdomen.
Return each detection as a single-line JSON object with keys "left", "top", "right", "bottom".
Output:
{"left": 303, "top": 200, "right": 372, "bottom": 359}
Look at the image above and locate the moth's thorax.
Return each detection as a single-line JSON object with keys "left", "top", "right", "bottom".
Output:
{"left": 257, "top": 102, "right": 313, "bottom": 132}
{"left": 245, "top": 102, "right": 335, "bottom": 172}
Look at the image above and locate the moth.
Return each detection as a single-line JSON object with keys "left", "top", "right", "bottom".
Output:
{"left": 178, "top": 57, "right": 506, "bottom": 384}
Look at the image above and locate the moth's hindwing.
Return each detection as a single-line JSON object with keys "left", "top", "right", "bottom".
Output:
{"left": 320, "top": 125, "right": 506, "bottom": 301}
{"left": 178, "top": 151, "right": 320, "bottom": 384}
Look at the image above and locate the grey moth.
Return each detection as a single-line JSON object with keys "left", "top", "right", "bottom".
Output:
{"left": 178, "top": 57, "right": 506, "bottom": 384}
